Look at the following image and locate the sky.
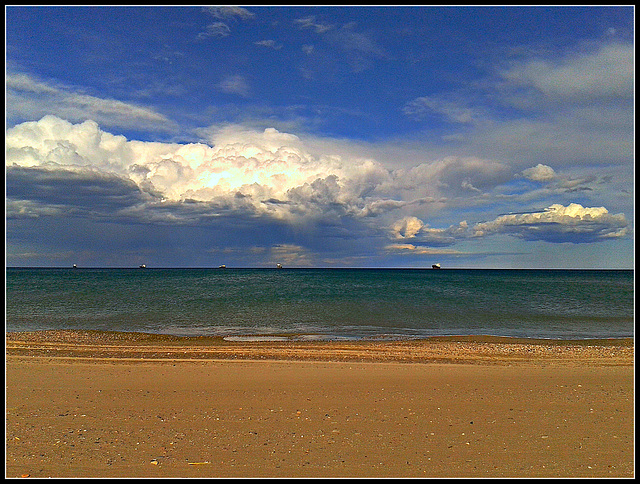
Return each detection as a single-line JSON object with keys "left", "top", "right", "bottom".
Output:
{"left": 5, "top": 5, "right": 635, "bottom": 269}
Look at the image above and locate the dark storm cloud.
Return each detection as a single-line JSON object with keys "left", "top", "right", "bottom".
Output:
{"left": 6, "top": 165, "right": 155, "bottom": 218}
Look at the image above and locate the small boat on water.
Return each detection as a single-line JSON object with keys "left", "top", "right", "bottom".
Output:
{"left": 73, "top": 264, "right": 77, "bottom": 269}
{"left": 276, "top": 263, "right": 283, "bottom": 269}
{"left": 139, "top": 264, "right": 146, "bottom": 269}
{"left": 432, "top": 263, "right": 441, "bottom": 269}
{"left": 219, "top": 265, "right": 226, "bottom": 269}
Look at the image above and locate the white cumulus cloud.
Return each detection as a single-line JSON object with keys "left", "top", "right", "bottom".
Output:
{"left": 391, "top": 216, "right": 424, "bottom": 239}
{"left": 390, "top": 217, "right": 469, "bottom": 247}
{"left": 522, "top": 163, "right": 556, "bottom": 182}
{"left": 7, "top": 116, "right": 629, "bottom": 249}
{"left": 472, "top": 203, "right": 628, "bottom": 243}
{"left": 5, "top": 116, "right": 399, "bottom": 224}
{"left": 388, "top": 202, "right": 628, "bottom": 248}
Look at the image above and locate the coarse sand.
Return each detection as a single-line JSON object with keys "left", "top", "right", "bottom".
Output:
{"left": 5, "top": 331, "right": 634, "bottom": 478}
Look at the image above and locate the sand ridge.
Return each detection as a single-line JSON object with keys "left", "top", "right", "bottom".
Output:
{"left": 5, "top": 330, "right": 634, "bottom": 365}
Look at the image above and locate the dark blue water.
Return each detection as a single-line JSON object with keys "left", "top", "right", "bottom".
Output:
{"left": 5, "top": 268, "right": 634, "bottom": 340}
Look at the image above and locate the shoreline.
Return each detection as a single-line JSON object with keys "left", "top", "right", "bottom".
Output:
{"left": 6, "top": 330, "right": 634, "bottom": 365}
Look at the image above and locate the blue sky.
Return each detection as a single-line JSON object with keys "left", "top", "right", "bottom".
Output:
{"left": 5, "top": 6, "right": 635, "bottom": 268}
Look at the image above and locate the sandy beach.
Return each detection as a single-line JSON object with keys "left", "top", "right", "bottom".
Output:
{"left": 5, "top": 331, "right": 634, "bottom": 478}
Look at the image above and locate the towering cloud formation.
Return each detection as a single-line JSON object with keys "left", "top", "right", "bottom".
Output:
{"left": 6, "top": 116, "right": 395, "bottom": 225}
{"left": 6, "top": 116, "right": 629, "bottom": 251}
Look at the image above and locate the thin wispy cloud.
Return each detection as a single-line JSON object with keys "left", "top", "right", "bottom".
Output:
{"left": 255, "top": 39, "right": 282, "bottom": 50}
{"left": 499, "top": 42, "right": 633, "bottom": 102}
{"left": 217, "top": 75, "right": 250, "bottom": 97}
{"left": 197, "top": 6, "right": 254, "bottom": 40}
{"left": 403, "top": 96, "right": 480, "bottom": 125}
{"left": 294, "top": 15, "right": 333, "bottom": 34}
{"left": 203, "top": 6, "right": 255, "bottom": 20}
{"left": 294, "top": 15, "right": 389, "bottom": 73}
{"left": 197, "top": 22, "right": 231, "bottom": 39}
{"left": 6, "top": 72, "right": 175, "bottom": 133}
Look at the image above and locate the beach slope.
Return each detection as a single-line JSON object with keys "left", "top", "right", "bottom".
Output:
{"left": 5, "top": 331, "right": 634, "bottom": 478}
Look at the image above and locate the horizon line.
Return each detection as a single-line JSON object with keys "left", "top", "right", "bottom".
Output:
{"left": 5, "top": 266, "right": 634, "bottom": 271}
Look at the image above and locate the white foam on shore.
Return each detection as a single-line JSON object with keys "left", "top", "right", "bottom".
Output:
{"left": 223, "top": 336, "right": 291, "bottom": 342}
{"left": 294, "top": 334, "right": 358, "bottom": 341}
{"left": 222, "top": 334, "right": 361, "bottom": 342}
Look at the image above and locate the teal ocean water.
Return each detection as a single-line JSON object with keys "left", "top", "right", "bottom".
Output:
{"left": 5, "top": 268, "right": 634, "bottom": 340}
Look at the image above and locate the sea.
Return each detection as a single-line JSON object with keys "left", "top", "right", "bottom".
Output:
{"left": 5, "top": 268, "right": 634, "bottom": 341}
